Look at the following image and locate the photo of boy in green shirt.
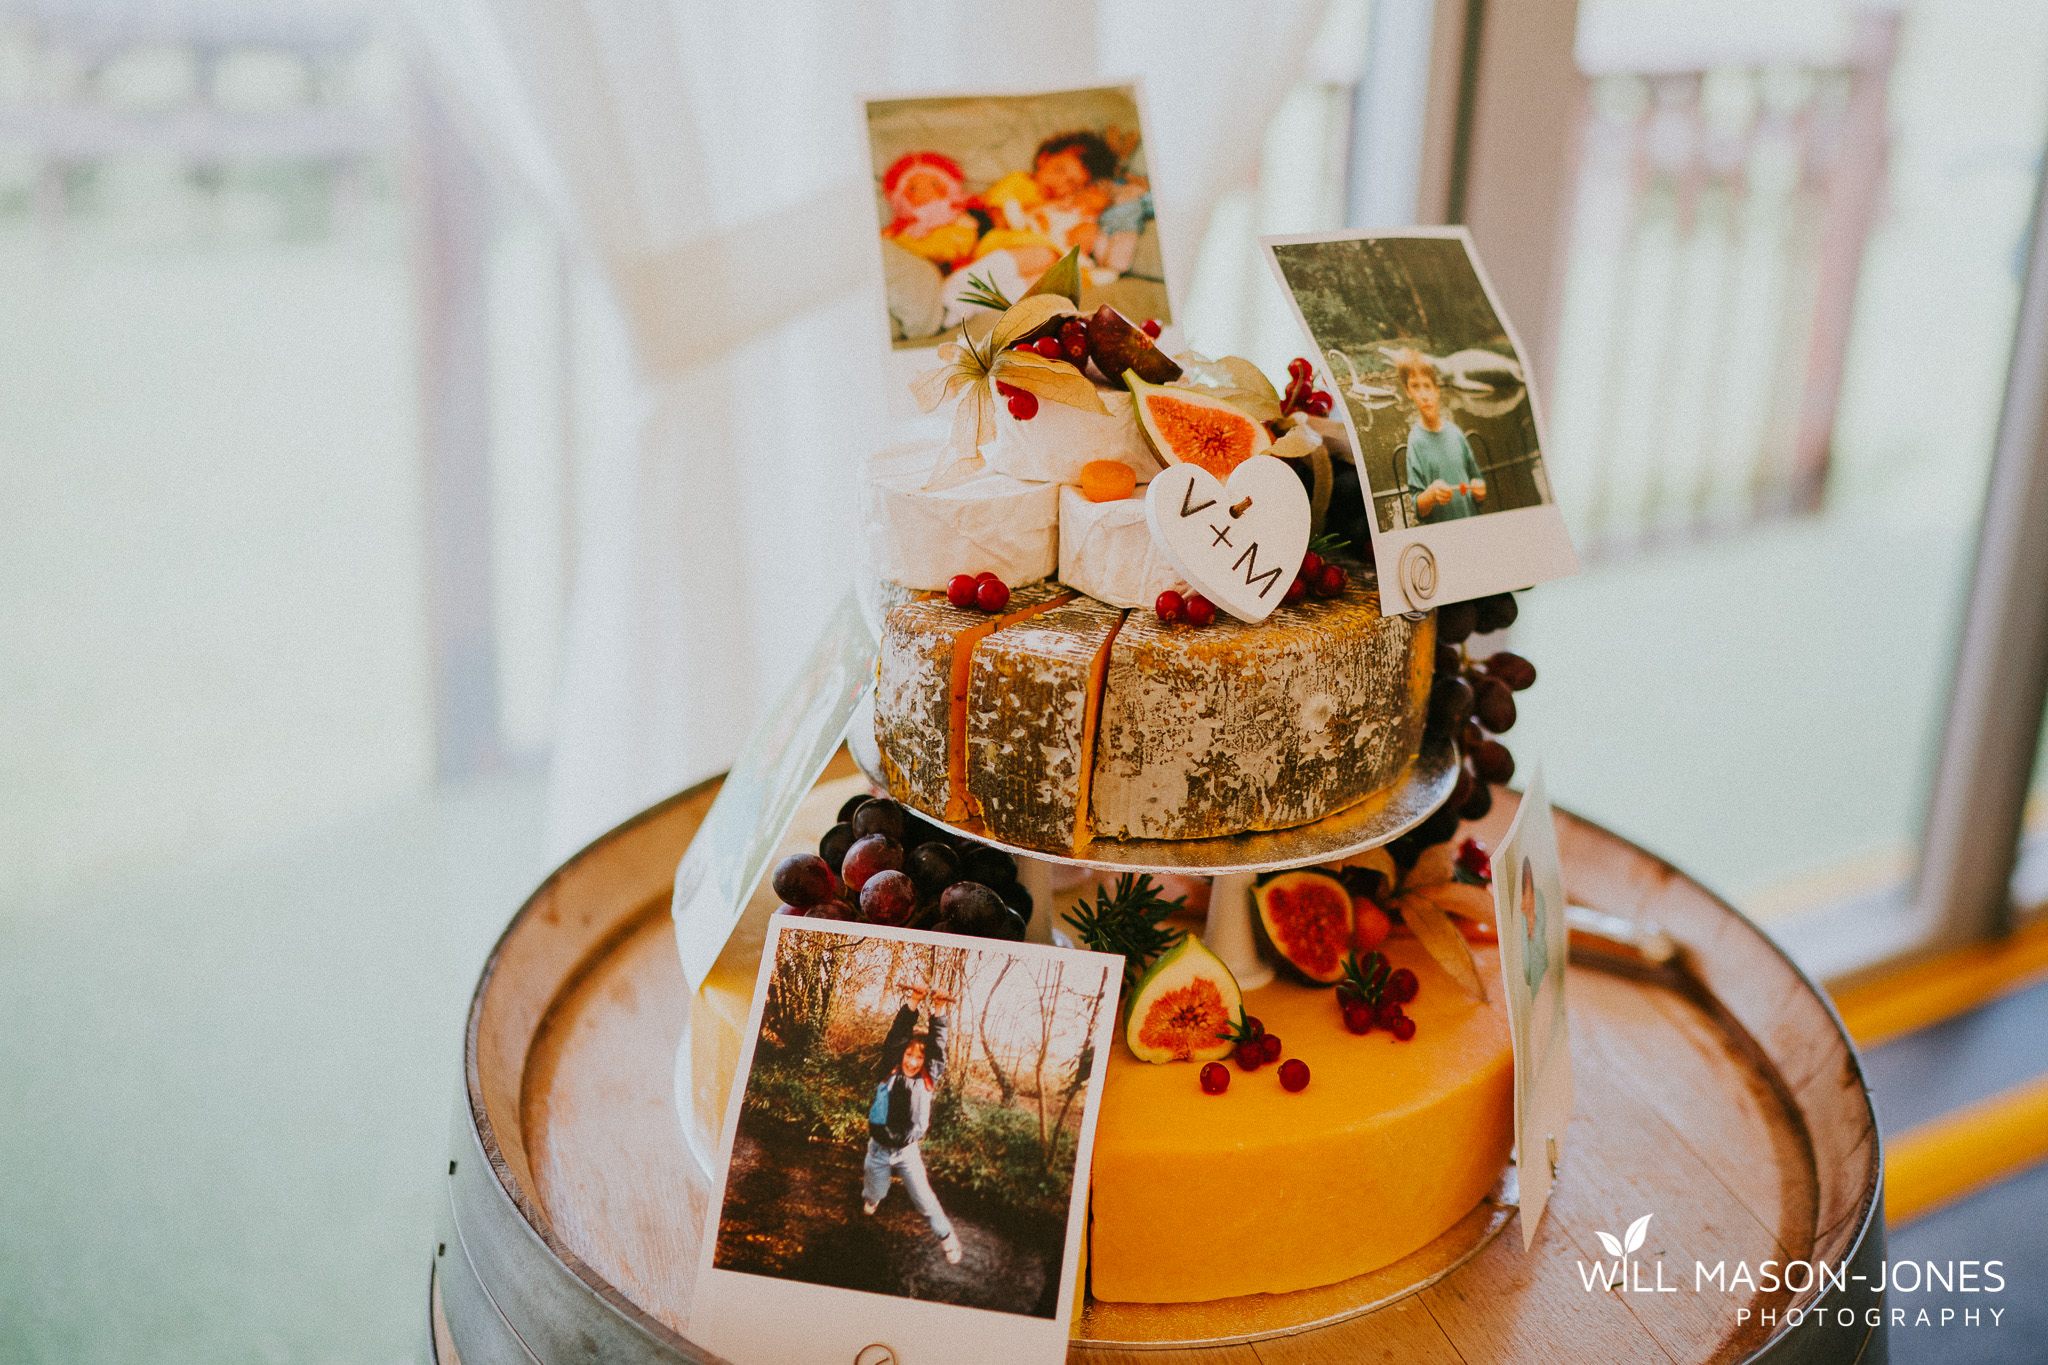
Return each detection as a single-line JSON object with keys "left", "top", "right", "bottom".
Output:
{"left": 1396, "top": 349, "right": 1488, "bottom": 523}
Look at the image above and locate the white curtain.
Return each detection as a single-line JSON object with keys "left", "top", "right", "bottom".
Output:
{"left": 405, "top": 0, "right": 1330, "bottom": 859}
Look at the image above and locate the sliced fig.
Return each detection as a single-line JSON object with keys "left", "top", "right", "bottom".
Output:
{"left": 1253, "top": 870, "right": 1356, "bottom": 985}
{"left": 1087, "top": 305, "right": 1182, "bottom": 385}
{"left": 1125, "top": 933, "right": 1242, "bottom": 1064}
{"left": 1127, "top": 373, "right": 1274, "bottom": 479}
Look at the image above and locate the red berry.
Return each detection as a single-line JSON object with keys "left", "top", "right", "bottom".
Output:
{"left": 1300, "top": 550, "right": 1324, "bottom": 579}
{"left": 1391, "top": 1015, "right": 1417, "bottom": 1042}
{"left": 1184, "top": 595, "right": 1216, "bottom": 627}
{"left": 1278, "top": 1058, "right": 1310, "bottom": 1092}
{"left": 1283, "top": 576, "right": 1308, "bottom": 607}
{"left": 1241, "top": 1014, "right": 1264, "bottom": 1040}
{"left": 1234, "top": 1040, "right": 1264, "bottom": 1071}
{"left": 1200, "top": 1062, "right": 1230, "bottom": 1094}
{"left": 1388, "top": 968, "right": 1419, "bottom": 1003}
{"left": 1309, "top": 394, "right": 1333, "bottom": 417}
{"left": 1007, "top": 390, "right": 1039, "bottom": 420}
{"left": 1033, "top": 336, "right": 1062, "bottom": 359}
{"left": 1456, "top": 837, "right": 1492, "bottom": 881}
{"left": 1342, "top": 1001, "right": 1373, "bottom": 1034}
{"left": 947, "top": 573, "right": 978, "bottom": 608}
{"left": 1373, "top": 1002, "right": 1402, "bottom": 1029}
{"left": 1155, "top": 589, "right": 1185, "bottom": 623}
{"left": 994, "top": 380, "right": 1020, "bottom": 398}
{"left": 976, "top": 570, "right": 1001, "bottom": 585}
{"left": 976, "top": 578, "right": 1010, "bottom": 612}
{"left": 1261, "top": 1034, "right": 1282, "bottom": 1063}
{"left": 1142, "top": 318, "right": 1163, "bottom": 338}
{"left": 1288, "top": 357, "right": 1312, "bottom": 380}
{"left": 1313, "top": 563, "right": 1348, "bottom": 598}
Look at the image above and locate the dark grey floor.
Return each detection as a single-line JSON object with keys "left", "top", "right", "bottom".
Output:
{"left": 1885, "top": 1161, "right": 2048, "bottom": 1364}
{"left": 1860, "top": 979, "right": 2048, "bottom": 1132}
{"left": 1859, "top": 980, "right": 2048, "bottom": 1365}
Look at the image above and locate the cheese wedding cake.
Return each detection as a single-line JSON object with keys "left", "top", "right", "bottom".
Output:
{"left": 720, "top": 273, "right": 1540, "bottom": 1308}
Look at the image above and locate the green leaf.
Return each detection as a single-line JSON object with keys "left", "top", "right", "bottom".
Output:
{"left": 1022, "top": 247, "right": 1084, "bottom": 306}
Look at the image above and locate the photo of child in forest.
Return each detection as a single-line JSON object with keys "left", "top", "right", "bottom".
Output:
{"left": 865, "top": 86, "right": 1170, "bottom": 348}
{"left": 863, "top": 985, "right": 962, "bottom": 1264}
{"left": 708, "top": 922, "right": 1118, "bottom": 1318}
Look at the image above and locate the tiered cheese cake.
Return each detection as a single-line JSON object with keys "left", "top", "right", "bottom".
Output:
{"left": 718, "top": 292, "right": 1528, "bottom": 1312}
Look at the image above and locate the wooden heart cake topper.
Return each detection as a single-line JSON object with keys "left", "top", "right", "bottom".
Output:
{"left": 1144, "top": 455, "right": 1311, "bottom": 623}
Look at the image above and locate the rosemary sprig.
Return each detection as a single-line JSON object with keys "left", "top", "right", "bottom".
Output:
{"left": 1308, "top": 530, "right": 1352, "bottom": 559}
{"left": 956, "top": 271, "right": 1013, "bottom": 314}
{"left": 1338, "top": 949, "right": 1392, "bottom": 1006}
{"left": 1064, "top": 873, "right": 1186, "bottom": 989}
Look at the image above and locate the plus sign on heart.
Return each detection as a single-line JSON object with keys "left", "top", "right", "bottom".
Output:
{"left": 1143, "top": 454, "right": 1312, "bottom": 624}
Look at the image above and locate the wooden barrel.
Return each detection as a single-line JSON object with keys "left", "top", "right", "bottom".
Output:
{"left": 431, "top": 756, "right": 1886, "bottom": 1365}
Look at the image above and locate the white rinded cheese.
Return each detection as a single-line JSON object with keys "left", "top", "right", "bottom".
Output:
{"left": 1058, "top": 486, "right": 1187, "bottom": 609}
{"left": 860, "top": 441, "right": 1058, "bottom": 590}
{"left": 988, "top": 387, "right": 1160, "bottom": 486}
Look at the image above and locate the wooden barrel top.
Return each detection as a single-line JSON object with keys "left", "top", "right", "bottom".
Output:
{"left": 435, "top": 753, "right": 1884, "bottom": 1365}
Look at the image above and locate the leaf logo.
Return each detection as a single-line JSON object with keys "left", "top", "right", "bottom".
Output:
{"left": 1596, "top": 1214, "right": 1652, "bottom": 1259}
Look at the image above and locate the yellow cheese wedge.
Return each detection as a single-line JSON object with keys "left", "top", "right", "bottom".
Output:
{"left": 1087, "top": 936, "right": 1513, "bottom": 1302}
{"left": 965, "top": 598, "right": 1128, "bottom": 852}
{"left": 1091, "top": 582, "right": 1433, "bottom": 841}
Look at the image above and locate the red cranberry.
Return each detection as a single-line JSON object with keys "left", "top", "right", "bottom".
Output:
{"left": 1283, "top": 576, "right": 1308, "bottom": 607}
{"left": 1278, "top": 1058, "right": 1310, "bottom": 1091}
{"left": 1234, "top": 1040, "right": 1264, "bottom": 1071}
{"left": 1184, "top": 595, "right": 1216, "bottom": 627}
{"left": 1261, "top": 1034, "right": 1282, "bottom": 1063}
{"left": 975, "top": 570, "right": 1002, "bottom": 585}
{"left": 946, "top": 573, "right": 978, "bottom": 609}
{"left": 1199, "top": 1062, "right": 1230, "bottom": 1094}
{"left": 976, "top": 578, "right": 1010, "bottom": 612}
{"left": 1007, "top": 390, "right": 1039, "bottom": 420}
{"left": 1342, "top": 1002, "right": 1373, "bottom": 1034}
{"left": 1154, "top": 589, "right": 1185, "bottom": 623}
{"left": 1314, "top": 563, "right": 1348, "bottom": 598}
{"left": 1391, "top": 1015, "right": 1417, "bottom": 1042}
{"left": 1288, "top": 357, "right": 1312, "bottom": 380}
{"left": 1033, "top": 336, "right": 1062, "bottom": 359}
{"left": 1141, "top": 318, "right": 1162, "bottom": 338}
{"left": 1300, "top": 551, "right": 1324, "bottom": 579}
{"left": 1373, "top": 1002, "right": 1403, "bottom": 1030}
{"left": 1240, "top": 1015, "right": 1264, "bottom": 1041}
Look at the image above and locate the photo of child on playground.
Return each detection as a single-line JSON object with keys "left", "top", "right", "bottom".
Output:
{"left": 710, "top": 925, "right": 1116, "bottom": 1318}
{"left": 865, "top": 85, "right": 1170, "bottom": 347}
{"left": 1266, "top": 232, "right": 1554, "bottom": 534}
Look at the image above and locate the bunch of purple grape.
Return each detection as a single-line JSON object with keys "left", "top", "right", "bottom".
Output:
{"left": 1397, "top": 591, "right": 1536, "bottom": 868}
{"left": 771, "top": 794, "right": 1031, "bottom": 941}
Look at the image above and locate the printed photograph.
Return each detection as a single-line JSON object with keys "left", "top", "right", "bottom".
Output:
{"left": 1266, "top": 231, "right": 1553, "bottom": 534}
{"left": 865, "top": 85, "right": 1170, "bottom": 348}
{"left": 710, "top": 924, "right": 1117, "bottom": 1318}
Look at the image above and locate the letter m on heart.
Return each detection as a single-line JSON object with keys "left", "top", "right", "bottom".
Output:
{"left": 1231, "top": 542, "right": 1285, "bottom": 598}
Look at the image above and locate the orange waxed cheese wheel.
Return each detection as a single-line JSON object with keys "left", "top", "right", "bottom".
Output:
{"left": 1079, "top": 460, "right": 1138, "bottom": 503}
{"left": 1086, "top": 936, "right": 1514, "bottom": 1303}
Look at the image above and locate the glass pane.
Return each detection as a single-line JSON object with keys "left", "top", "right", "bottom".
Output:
{"left": 1526, "top": 1, "right": 2048, "bottom": 914}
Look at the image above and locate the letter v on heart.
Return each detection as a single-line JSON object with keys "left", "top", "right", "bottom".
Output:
{"left": 1144, "top": 455, "right": 1312, "bottom": 623}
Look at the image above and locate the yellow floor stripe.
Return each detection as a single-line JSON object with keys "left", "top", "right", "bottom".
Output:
{"left": 1886, "top": 1074, "right": 2048, "bottom": 1225}
{"left": 1831, "top": 914, "right": 2048, "bottom": 1048}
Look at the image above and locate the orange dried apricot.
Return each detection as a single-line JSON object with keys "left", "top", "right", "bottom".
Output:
{"left": 1080, "top": 460, "right": 1138, "bottom": 503}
